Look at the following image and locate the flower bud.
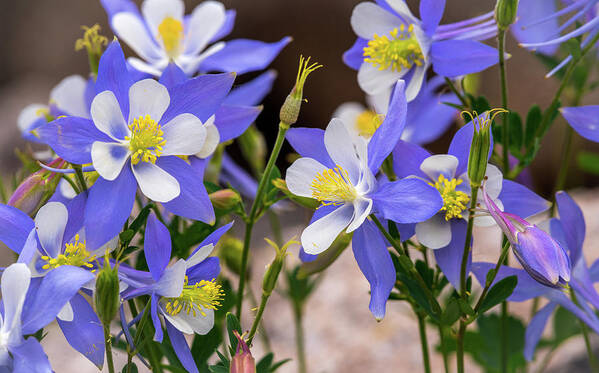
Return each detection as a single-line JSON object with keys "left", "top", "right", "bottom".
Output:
{"left": 230, "top": 331, "right": 255, "bottom": 373}
{"left": 262, "top": 238, "right": 296, "bottom": 296}
{"left": 209, "top": 189, "right": 242, "bottom": 211}
{"left": 220, "top": 235, "right": 244, "bottom": 275}
{"left": 94, "top": 261, "right": 121, "bottom": 325}
{"left": 495, "top": 0, "right": 519, "bottom": 30}
{"left": 238, "top": 126, "right": 266, "bottom": 173}
{"left": 466, "top": 109, "right": 506, "bottom": 186}
{"left": 8, "top": 159, "right": 64, "bottom": 216}
{"left": 272, "top": 178, "right": 319, "bottom": 209}
{"left": 279, "top": 56, "right": 322, "bottom": 126}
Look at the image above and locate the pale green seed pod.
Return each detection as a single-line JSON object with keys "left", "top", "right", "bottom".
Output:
{"left": 495, "top": 0, "right": 519, "bottom": 30}
{"left": 94, "top": 263, "right": 120, "bottom": 326}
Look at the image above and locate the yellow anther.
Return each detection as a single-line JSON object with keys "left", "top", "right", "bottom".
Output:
{"left": 158, "top": 17, "right": 184, "bottom": 59}
{"left": 125, "top": 115, "right": 166, "bottom": 165}
{"left": 363, "top": 25, "right": 424, "bottom": 72}
{"left": 311, "top": 165, "right": 357, "bottom": 205}
{"left": 429, "top": 175, "right": 470, "bottom": 220}
{"left": 162, "top": 277, "right": 224, "bottom": 317}
{"left": 75, "top": 24, "right": 108, "bottom": 55}
{"left": 355, "top": 110, "right": 383, "bottom": 138}
{"left": 42, "top": 234, "right": 97, "bottom": 271}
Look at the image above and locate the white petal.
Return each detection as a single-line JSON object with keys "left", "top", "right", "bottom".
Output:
{"left": 184, "top": 1, "right": 226, "bottom": 56}
{"left": 285, "top": 158, "right": 327, "bottom": 198}
{"left": 385, "top": 0, "right": 419, "bottom": 24}
{"left": 351, "top": 2, "right": 401, "bottom": 40}
{"left": 302, "top": 204, "right": 354, "bottom": 255}
{"left": 162, "top": 306, "right": 214, "bottom": 335}
{"left": 89, "top": 236, "right": 120, "bottom": 257}
{"left": 324, "top": 118, "right": 362, "bottom": 183}
{"left": 346, "top": 198, "right": 373, "bottom": 232}
{"left": 154, "top": 259, "right": 186, "bottom": 297}
{"left": 415, "top": 214, "right": 452, "bottom": 249}
{"left": 57, "top": 300, "right": 74, "bottom": 322}
{"left": 195, "top": 118, "right": 220, "bottom": 158}
{"left": 35, "top": 202, "right": 68, "bottom": 258}
{"left": 17, "top": 104, "right": 46, "bottom": 133}
{"left": 128, "top": 79, "right": 171, "bottom": 124}
{"left": 481, "top": 164, "right": 503, "bottom": 200}
{"left": 132, "top": 162, "right": 180, "bottom": 202}
{"left": 161, "top": 113, "right": 207, "bottom": 156}
{"left": 91, "top": 90, "right": 129, "bottom": 140}
{"left": 1, "top": 264, "right": 31, "bottom": 334}
{"left": 186, "top": 244, "right": 214, "bottom": 268}
{"left": 142, "top": 0, "right": 185, "bottom": 37}
{"left": 50, "top": 75, "right": 89, "bottom": 118}
{"left": 91, "top": 142, "right": 131, "bottom": 181}
{"left": 333, "top": 102, "right": 365, "bottom": 142}
{"left": 358, "top": 62, "right": 404, "bottom": 96}
{"left": 112, "top": 12, "right": 164, "bottom": 62}
{"left": 127, "top": 57, "right": 166, "bottom": 77}
{"left": 420, "top": 154, "right": 458, "bottom": 181}
{"left": 58, "top": 178, "right": 77, "bottom": 199}
{"left": 366, "top": 88, "right": 392, "bottom": 115}
{"left": 405, "top": 65, "right": 427, "bottom": 102}
{"left": 177, "top": 41, "right": 225, "bottom": 75}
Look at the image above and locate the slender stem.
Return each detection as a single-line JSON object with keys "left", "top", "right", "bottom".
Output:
{"left": 457, "top": 321, "right": 466, "bottom": 373}
{"left": 437, "top": 325, "right": 450, "bottom": 373}
{"left": 103, "top": 324, "right": 116, "bottom": 373}
{"left": 247, "top": 294, "right": 269, "bottom": 345}
{"left": 473, "top": 241, "right": 510, "bottom": 312}
{"left": 553, "top": 126, "right": 574, "bottom": 196}
{"left": 500, "top": 300, "right": 508, "bottom": 373}
{"left": 61, "top": 175, "right": 80, "bottom": 195}
{"left": 293, "top": 303, "right": 307, "bottom": 373}
{"left": 247, "top": 285, "right": 272, "bottom": 351}
{"left": 497, "top": 29, "right": 510, "bottom": 173}
{"left": 72, "top": 164, "right": 88, "bottom": 192}
{"left": 417, "top": 313, "right": 432, "bottom": 373}
{"left": 236, "top": 122, "right": 290, "bottom": 318}
{"left": 535, "top": 346, "right": 557, "bottom": 373}
{"left": 570, "top": 289, "right": 599, "bottom": 372}
{"left": 444, "top": 77, "right": 469, "bottom": 109}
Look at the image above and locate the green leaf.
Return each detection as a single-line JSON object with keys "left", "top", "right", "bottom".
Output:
{"left": 508, "top": 112, "right": 523, "bottom": 156}
{"left": 553, "top": 306, "right": 581, "bottom": 345}
{"left": 564, "top": 38, "right": 582, "bottom": 60}
{"left": 577, "top": 151, "right": 599, "bottom": 175}
{"left": 392, "top": 254, "right": 439, "bottom": 321}
{"left": 191, "top": 325, "right": 222, "bottom": 366}
{"left": 479, "top": 276, "right": 517, "bottom": 313}
{"left": 226, "top": 312, "right": 242, "bottom": 353}
{"left": 256, "top": 353, "right": 274, "bottom": 373}
{"left": 270, "top": 358, "right": 292, "bottom": 372}
{"left": 121, "top": 363, "right": 138, "bottom": 373}
{"left": 524, "top": 105, "right": 542, "bottom": 148}
{"left": 441, "top": 297, "right": 461, "bottom": 326}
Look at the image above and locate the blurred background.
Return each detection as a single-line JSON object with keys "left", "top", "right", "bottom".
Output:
{"left": 1, "top": 0, "right": 599, "bottom": 372}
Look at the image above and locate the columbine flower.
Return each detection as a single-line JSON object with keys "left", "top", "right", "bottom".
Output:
{"left": 333, "top": 76, "right": 458, "bottom": 145}
{"left": 285, "top": 81, "right": 443, "bottom": 319}
{"left": 119, "top": 213, "right": 231, "bottom": 373}
{"left": 100, "top": 0, "right": 290, "bottom": 76}
{"left": 344, "top": 0, "right": 499, "bottom": 100}
{"left": 392, "top": 111, "right": 549, "bottom": 287}
{"left": 18, "top": 75, "right": 92, "bottom": 144}
{"left": 0, "top": 263, "right": 95, "bottom": 372}
{"left": 514, "top": 0, "right": 599, "bottom": 76}
{"left": 38, "top": 41, "right": 234, "bottom": 248}
{"left": 560, "top": 105, "right": 599, "bottom": 144}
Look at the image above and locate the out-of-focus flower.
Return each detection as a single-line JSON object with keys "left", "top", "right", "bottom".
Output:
{"left": 37, "top": 42, "right": 233, "bottom": 248}
{"left": 333, "top": 76, "right": 458, "bottom": 146}
{"left": 100, "top": 0, "right": 290, "bottom": 76}
{"left": 560, "top": 105, "right": 599, "bottom": 143}
{"left": 286, "top": 81, "right": 443, "bottom": 319}
{"left": 8, "top": 158, "right": 65, "bottom": 216}
{"left": 344, "top": 0, "right": 499, "bottom": 100}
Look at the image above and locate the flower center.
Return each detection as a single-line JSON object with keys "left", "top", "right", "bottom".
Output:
{"left": 429, "top": 175, "right": 470, "bottom": 221}
{"left": 158, "top": 16, "right": 184, "bottom": 59}
{"left": 41, "top": 234, "right": 97, "bottom": 271}
{"left": 355, "top": 110, "right": 383, "bottom": 138}
{"left": 125, "top": 115, "right": 166, "bottom": 165}
{"left": 162, "top": 277, "right": 224, "bottom": 317}
{"left": 311, "top": 165, "right": 357, "bottom": 205}
{"left": 363, "top": 24, "right": 424, "bottom": 72}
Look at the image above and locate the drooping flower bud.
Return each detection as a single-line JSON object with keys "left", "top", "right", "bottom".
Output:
{"left": 262, "top": 238, "right": 296, "bottom": 296}
{"left": 230, "top": 331, "right": 255, "bottom": 373}
{"left": 8, "top": 159, "right": 64, "bottom": 216}
{"left": 465, "top": 109, "right": 506, "bottom": 187}
{"left": 209, "top": 189, "right": 242, "bottom": 211}
{"left": 94, "top": 259, "right": 121, "bottom": 325}
{"left": 495, "top": 0, "right": 519, "bottom": 30}
{"left": 482, "top": 181, "right": 571, "bottom": 288}
{"left": 279, "top": 56, "right": 322, "bottom": 126}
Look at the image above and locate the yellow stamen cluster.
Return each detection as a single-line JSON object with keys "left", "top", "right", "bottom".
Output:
{"left": 126, "top": 115, "right": 166, "bottom": 165}
{"left": 429, "top": 175, "right": 470, "bottom": 221}
{"left": 41, "top": 234, "right": 97, "bottom": 271}
{"left": 355, "top": 110, "right": 383, "bottom": 138}
{"left": 163, "top": 277, "right": 224, "bottom": 317}
{"left": 311, "top": 165, "right": 357, "bottom": 205}
{"left": 363, "top": 24, "right": 424, "bottom": 72}
{"left": 75, "top": 24, "right": 108, "bottom": 55}
{"left": 158, "top": 17, "right": 184, "bottom": 59}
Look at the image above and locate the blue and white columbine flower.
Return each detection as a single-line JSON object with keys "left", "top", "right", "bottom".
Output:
{"left": 38, "top": 41, "right": 234, "bottom": 249}
{"left": 286, "top": 81, "right": 443, "bottom": 319}
{"left": 100, "top": 0, "right": 291, "bottom": 76}
{"left": 344, "top": 0, "right": 498, "bottom": 100}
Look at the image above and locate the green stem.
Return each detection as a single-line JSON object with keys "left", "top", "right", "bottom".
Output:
{"left": 247, "top": 293, "right": 269, "bottom": 346}
{"left": 236, "top": 123, "right": 289, "bottom": 318}
{"left": 72, "top": 164, "right": 88, "bottom": 192}
{"left": 457, "top": 321, "right": 466, "bottom": 373}
{"left": 103, "top": 324, "right": 116, "bottom": 373}
{"left": 247, "top": 285, "right": 272, "bottom": 351}
{"left": 535, "top": 346, "right": 557, "bottom": 373}
{"left": 444, "top": 77, "right": 469, "bottom": 109}
{"left": 293, "top": 303, "right": 307, "bottom": 373}
{"left": 497, "top": 29, "right": 510, "bottom": 173}
{"left": 553, "top": 126, "right": 574, "bottom": 196}
{"left": 417, "top": 313, "right": 431, "bottom": 373}
{"left": 500, "top": 300, "right": 508, "bottom": 373}
{"left": 437, "top": 325, "right": 450, "bottom": 373}
{"left": 473, "top": 241, "right": 510, "bottom": 312}
{"left": 571, "top": 289, "right": 599, "bottom": 372}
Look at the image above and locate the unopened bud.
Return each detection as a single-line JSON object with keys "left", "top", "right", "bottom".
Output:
{"left": 210, "top": 189, "right": 242, "bottom": 211}
{"left": 495, "top": 0, "right": 519, "bottom": 30}
{"left": 272, "top": 178, "right": 319, "bottom": 209}
{"left": 94, "top": 260, "right": 120, "bottom": 325}
{"left": 8, "top": 159, "right": 64, "bottom": 216}
{"left": 465, "top": 109, "right": 506, "bottom": 186}
{"left": 279, "top": 56, "right": 322, "bottom": 126}
{"left": 230, "top": 331, "right": 255, "bottom": 373}
{"left": 262, "top": 238, "right": 296, "bottom": 296}
{"left": 238, "top": 126, "right": 266, "bottom": 174}
{"left": 220, "top": 235, "right": 244, "bottom": 275}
